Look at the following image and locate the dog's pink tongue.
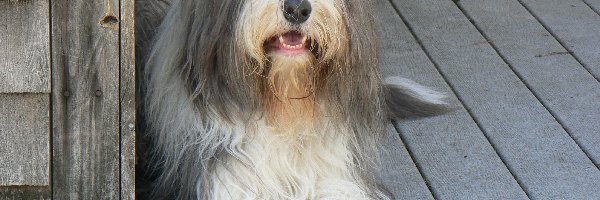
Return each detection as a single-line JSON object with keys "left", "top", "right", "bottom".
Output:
{"left": 280, "top": 32, "right": 304, "bottom": 45}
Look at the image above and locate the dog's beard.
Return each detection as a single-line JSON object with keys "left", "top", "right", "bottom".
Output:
{"left": 263, "top": 51, "right": 318, "bottom": 129}
{"left": 267, "top": 52, "right": 315, "bottom": 100}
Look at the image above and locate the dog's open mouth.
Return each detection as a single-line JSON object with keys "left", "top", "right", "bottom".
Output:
{"left": 267, "top": 31, "right": 314, "bottom": 56}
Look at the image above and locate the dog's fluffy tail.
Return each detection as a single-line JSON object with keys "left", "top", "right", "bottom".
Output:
{"left": 384, "top": 77, "right": 453, "bottom": 119}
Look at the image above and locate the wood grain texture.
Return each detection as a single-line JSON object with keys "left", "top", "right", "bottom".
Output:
{"left": 380, "top": 0, "right": 528, "bottom": 198}
{"left": 0, "top": 186, "right": 50, "bottom": 200}
{"left": 519, "top": 0, "right": 600, "bottom": 81}
{"left": 0, "top": 94, "right": 49, "bottom": 186}
{"left": 457, "top": 0, "right": 600, "bottom": 197}
{"left": 0, "top": 1, "right": 50, "bottom": 93}
{"left": 51, "top": 0, "right": 121, "bottom": 198}
{"left": 120, "top": 0, "right": 136, "bottom": 198}
{"left": 390, "top": 0, "right": 600, "bottom": 198}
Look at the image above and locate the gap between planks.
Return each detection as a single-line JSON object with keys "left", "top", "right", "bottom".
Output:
{"left": 582, "top": 0, "right": 600, "bottom": 18}
{"left": 390, "top": 121, "right": 438, "bottom": 200}
{"left": 515, "top": 0, "right": 600, "bottom": 83}
{"left": 386, "top": 0, "right": 531, "bottom": 198}
{"left": 453, "top": 0, "right": 598, "bottom": 177}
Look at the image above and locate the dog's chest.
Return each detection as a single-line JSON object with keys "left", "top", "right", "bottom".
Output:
{"left": 209, "top": 122, "right": 372, "bottom": 199}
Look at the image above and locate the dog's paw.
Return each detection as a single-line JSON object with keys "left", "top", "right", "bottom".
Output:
{"left": 384, "top": 77, "right": 453, "bottom": 119}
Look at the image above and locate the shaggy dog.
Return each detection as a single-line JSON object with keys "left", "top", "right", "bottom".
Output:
{"left": 138, "top": 0, "right": 449, "bottom": 199}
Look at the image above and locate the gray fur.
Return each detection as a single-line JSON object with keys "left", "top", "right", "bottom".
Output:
{"left": 384, "top": 77, "right": 452, "bottom": 119}
{"left": 137, "top": 0, "right": 449, "bottom": 199}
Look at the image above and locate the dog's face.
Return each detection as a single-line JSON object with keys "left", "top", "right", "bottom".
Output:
{"left": 236, "top": 0, "right": 350, "bottom": 103}
{"left": 235, "top": 0, "right": 355, "bottom": 124}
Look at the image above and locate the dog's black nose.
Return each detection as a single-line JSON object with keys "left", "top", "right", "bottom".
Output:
{"left": 283, "top": 0, "right": 312, "bottom": 24}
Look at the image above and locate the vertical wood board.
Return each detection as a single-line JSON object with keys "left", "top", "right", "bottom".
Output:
{"left": 0, "top": 1, "right": 51, "bottom": 93}
{"left": 121, "top": 0, "right": 137, "bottom": 198}
{"left": 51, "top": 0, "right": 121, "bottom": 198}
{"left": 0, "top": 94, "right": 49, "bottom": 186}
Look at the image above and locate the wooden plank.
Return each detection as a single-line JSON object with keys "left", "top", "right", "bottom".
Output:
{"left": 457, "top": 0, "right": 600, "bottom": 197}
{"left": 377, "top": 125, "right": 434, "bottom": 200}
{"left": 390, "top": 0, "right": 600, "bottom": 199}
{"left": 0, "top": 186, "right": 50, "bottom": 200}
{"left": 378, "top": 0, "right": 528, "bottom": 198}
{"left": 120, "top": 0, "right": 136, "bottom": 198}
{"left": 518, "top": 0, "right": 600, "bottom": 81}
{"left": 462, "top": 0, "right": 600, "bottom": 167}
{"left": 585, "top": 0, "right": 600, "bottom": 15}
{"left": 0, "top": 0, "right": 50, "bottom": 93}
{"left": 51, "top": 0, "right": 121, "bottom": 198}
{"left": 0, "top": 94, "right": 49, "bottom": 186}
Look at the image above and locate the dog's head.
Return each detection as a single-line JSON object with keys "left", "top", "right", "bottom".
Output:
{"left": 236, "top": 0, "right": 378, "bottom": 124}
{"left": 233, "top": 0, "right": 379, "bottom": 102}
{"left": 146, "top": 0, "right": 381, "bottom": 124}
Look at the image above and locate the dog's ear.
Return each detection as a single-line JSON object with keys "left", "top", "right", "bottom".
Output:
{"left": 384, "top": 77, "right": 454, "bottom": 119}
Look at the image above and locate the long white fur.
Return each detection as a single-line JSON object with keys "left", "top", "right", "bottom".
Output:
{"left": 209, "top": 119, "right": 373, "bottom": 199}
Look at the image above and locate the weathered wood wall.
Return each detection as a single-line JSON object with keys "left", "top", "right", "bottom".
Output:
{"left": 0, "top": 0, "right": 135, "bottom": 198}
{"left": 0, "top": 1, "right": 52, "bottom": 199}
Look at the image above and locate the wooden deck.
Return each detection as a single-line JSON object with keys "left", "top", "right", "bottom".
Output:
{"left": 376, "top": 0, "right": 600, "bottom": 199}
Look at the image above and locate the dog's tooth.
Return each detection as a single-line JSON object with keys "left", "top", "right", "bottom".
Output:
{"left": 279, "top": 36, "right": 285, "bottom": 45}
